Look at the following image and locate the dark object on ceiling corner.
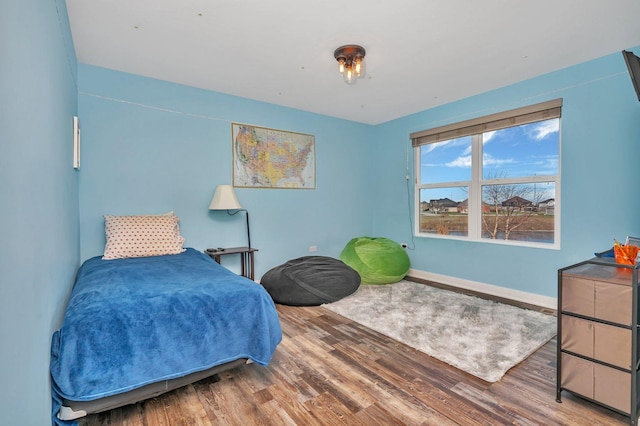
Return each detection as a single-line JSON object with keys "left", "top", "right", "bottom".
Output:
{"left": 622, "top": 50, "right": 640, "bottom": 102}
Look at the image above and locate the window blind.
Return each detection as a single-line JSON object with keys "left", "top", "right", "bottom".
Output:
{"left": 411, "top": 98, "right": 562, "bottom": 147}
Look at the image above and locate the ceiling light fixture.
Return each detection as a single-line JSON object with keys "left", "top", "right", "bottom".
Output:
{"left": 334, "top": 45, "right": 366, "bottom": 85}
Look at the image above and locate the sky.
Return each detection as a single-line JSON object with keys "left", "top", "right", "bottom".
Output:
{"left": 419, "top": 118, "right": 559, "bottom": 203}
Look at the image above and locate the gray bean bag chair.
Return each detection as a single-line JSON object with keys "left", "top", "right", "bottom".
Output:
{"left": 260, "top": 256, "right": 361, "bottom": 306}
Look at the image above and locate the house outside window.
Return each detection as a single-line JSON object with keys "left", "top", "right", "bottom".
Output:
{"left": 411, "top": 99, "right": 561, "bottom": 248}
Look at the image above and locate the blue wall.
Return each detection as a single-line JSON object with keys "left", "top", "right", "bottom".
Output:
{"left": 372, "top": 49, "right": 640, "bottom": 297}
{"left": 0, "top": 1, "right": 79, "bottom": 425}
{"left": 78, "top": 48, "right": 640, "bottom": 299}
{"left": 78, "top": 65, "right": 374, "bottom": 276}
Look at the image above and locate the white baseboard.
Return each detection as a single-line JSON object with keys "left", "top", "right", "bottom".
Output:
{"left": 407, "top": 268, "right": 557, "bottom": 311}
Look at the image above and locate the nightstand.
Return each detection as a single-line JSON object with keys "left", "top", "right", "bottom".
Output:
{"left": 205, "top": 247, "right": 258, "bottom": 280}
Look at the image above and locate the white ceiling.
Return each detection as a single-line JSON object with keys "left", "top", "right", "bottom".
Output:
{"left": 66, "top": 0, "right": 640, "bottom": 125}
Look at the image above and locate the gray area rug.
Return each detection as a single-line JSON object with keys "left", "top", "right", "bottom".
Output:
{"left": 323, "top": 280, "right": 557, "bottom": 382}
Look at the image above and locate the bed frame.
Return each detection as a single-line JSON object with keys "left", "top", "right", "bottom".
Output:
{"left": 58, "top": 358, "right": 249, "bottom": 421}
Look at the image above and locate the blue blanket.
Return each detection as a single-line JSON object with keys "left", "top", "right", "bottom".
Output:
{"left": 50, "top": 248, "right": 281, "bottom": 423}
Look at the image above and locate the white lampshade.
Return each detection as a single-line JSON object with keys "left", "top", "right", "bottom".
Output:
{"left": 209, "top": 185, "right": 242, "bottom": 210}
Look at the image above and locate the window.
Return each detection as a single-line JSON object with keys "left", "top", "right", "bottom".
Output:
{"left": 411, "top": 99, "right": 561, "bottom": 248}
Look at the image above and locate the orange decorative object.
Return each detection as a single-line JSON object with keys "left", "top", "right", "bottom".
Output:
{"left": 614, "top": 241, "right": 639, "bottom": 265}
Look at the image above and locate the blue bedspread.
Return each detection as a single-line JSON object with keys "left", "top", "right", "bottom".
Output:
{"left": 50, "top": 248, "right": 281, "bottom": 422}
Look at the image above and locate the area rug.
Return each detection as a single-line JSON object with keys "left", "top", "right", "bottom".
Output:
{"left": 323, "top": 280, "right": 556, "bottom": 382}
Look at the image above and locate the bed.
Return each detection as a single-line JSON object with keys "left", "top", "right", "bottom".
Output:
{"left": 50, "top": 247, "right": 282, "bottom": 424}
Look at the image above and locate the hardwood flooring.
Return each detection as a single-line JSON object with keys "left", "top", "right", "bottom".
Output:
{"left": 80, "top": 303, "right": 628, "bottom": 425}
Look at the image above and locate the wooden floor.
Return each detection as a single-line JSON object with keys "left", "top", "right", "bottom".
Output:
{"left": 80, "top": 304, "right": 629, "bottom": 426}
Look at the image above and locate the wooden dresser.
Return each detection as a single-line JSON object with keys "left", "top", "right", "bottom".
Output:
{"left": 556, "top": 258, "right": 640, "bottom": 425}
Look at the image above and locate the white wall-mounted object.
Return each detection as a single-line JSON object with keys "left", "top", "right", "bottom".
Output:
{"left": 73, "top": 116, "right": 80, "bottom": 169}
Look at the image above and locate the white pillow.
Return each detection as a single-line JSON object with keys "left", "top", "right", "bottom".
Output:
{"left": 102, "top": 212, "right": 186, "bottom": 260}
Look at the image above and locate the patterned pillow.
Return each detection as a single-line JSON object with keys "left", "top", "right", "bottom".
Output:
{"left": 103, "top": 212, "right": 186, "bottom": 260}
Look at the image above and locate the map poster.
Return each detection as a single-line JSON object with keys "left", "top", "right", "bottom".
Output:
{"left": 232, "top": 123, "right": 316, "bottom": 189}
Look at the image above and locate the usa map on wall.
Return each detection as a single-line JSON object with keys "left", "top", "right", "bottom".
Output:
{"left": 232, "top": 123, "right": 316, "bottom": 189}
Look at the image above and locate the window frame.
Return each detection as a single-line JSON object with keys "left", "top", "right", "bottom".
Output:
{"left": 412, "top": 99, "right": 562, "bottom": 249}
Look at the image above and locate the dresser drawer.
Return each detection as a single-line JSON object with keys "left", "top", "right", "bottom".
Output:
{"left": 561, "top": 275, "right": 632, "bottom": 326}
{"left": 560, "top": 315, "right": 593, "bottom": 358}
{"left": 594, "top": 322, "right": 631, "bottom": 369}
{"left": 595, "top": 281, "right": 632, "bottom": 326}
{"left": 561, "top": 353, "right": 631, "bottom": 414}
{"left": 594, "top": 363, "right": 631, "bottom": 414}
{"left": 561, "top": 315, "right": 631, "bottom": 369}
{"left": 560, "top": 352, "right": 594, "bottom": 399}
{"left": 561, "top": 276, "right": 594, "bottom": 317}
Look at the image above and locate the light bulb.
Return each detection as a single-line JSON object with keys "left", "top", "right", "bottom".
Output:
{"left": 344, "top": 65, "right": 357, "bottom": 84}
{"left": 354, "top": 57, "right": 365, "bottom": 78}
{"left": 338, "top": 58, "right": 345, "bottom": 74}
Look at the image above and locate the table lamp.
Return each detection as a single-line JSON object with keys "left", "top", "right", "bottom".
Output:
{"left": 209, "top": 185, "right": 251, "bottom": 248}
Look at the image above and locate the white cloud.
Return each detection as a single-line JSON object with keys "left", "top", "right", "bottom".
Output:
{"left": 531, "top": 119, "right": 559, "bottom": 140}
{"left": 446, "top": 155, "right": 471, "bottom": 167}
{"left": 442, "top": 153, "right": 516, "bottom": 168}
{"left": 532, "top": 154, "right": 559, "bottom": 172}
{"left": 483, "top": 153, "right": 515, "bottom": 166}
{"left": 421, "top": 142, "right": 441, "bottom": 154}
{"left": 483, "top": 131, "right": 497, "bottom": 143}
{"left": 421, "top": 136, "right": 471, "bottom": 153}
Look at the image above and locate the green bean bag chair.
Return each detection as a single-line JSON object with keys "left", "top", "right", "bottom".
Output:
{"left": 340, "top": 237, "right": 410, "bottom": 284}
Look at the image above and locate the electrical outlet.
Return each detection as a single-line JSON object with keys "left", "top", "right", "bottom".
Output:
{"left": 309, "top": 245, "right": 317, "bottom": 252}
{"left": 401, "top": 243, "right": 408, "bottom": 249}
